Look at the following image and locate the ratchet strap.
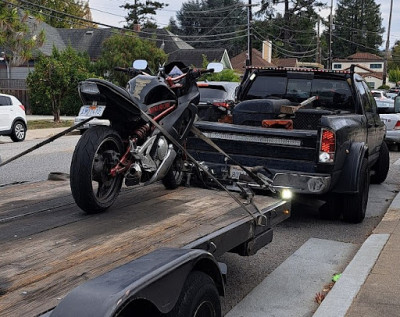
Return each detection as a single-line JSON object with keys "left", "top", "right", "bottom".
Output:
{"left": 138, "top": 106, "right": 266, "bottom": 223}
{"left": 190, "top": 125, "right": 273, "bottom": 188}
{"left": 0, "top": 117, "right": 93, "bottom": 168}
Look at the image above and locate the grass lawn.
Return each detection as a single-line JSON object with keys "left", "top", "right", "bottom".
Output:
{"left": 27, "top": 120, "right": 74, "bottom": 130}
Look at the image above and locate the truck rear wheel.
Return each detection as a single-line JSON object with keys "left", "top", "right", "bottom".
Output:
{"left": 340, "top": 158, "right": 369, "bottom": 223}
{"left": 371, "top": 142, "right": 389, "bottom": 184}
{"left": 167, "top": 271, "right": 221, "bottom": 317}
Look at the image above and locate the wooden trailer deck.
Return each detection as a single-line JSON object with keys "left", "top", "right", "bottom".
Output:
{"left": 0, "top": 179, "right": 287, "bottom": 316}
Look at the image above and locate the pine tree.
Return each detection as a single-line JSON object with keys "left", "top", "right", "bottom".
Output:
{"left": 122, "top": 0, "right": 167, "bottom": 29}
{"left": 331, "top": 0, "right": 384, "bottom": 58}
{"left": 174, "top": 0, "right": 247, "bottom": 55}
{"left": 254, "top": 0, "right": 324, "bottom": 62}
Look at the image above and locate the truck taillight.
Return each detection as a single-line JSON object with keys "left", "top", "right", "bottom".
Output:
{"left": 395, "top": 121, "right": 400, "bottom": 130}
{"left": 319, "top": 129, "right": 335, "bottom": 163}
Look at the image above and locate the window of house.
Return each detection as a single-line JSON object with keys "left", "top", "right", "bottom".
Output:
{"left": 370, "top": 63, "right": 382, "bottom": 69}
{"left": 366, "top": 82, "right": 375, "bottom": 89}
{"left": 333, "top": 64, "right": 342, "bottom": 69}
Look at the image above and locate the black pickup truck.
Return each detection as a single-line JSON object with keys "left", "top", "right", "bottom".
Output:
{"left": 186, "top": 67, "right": 390, "bottom": 223}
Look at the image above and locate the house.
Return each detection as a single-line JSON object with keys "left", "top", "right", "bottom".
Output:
{"left": 231, "top": 48, "right": 276, "bottom": 73}
{"left": 332, "top": 52, "right": 393, "bottom": 88}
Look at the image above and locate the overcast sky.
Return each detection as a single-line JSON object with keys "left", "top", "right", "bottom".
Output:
{"left": 88, "top": 0, "right": 399, "bottom": 50}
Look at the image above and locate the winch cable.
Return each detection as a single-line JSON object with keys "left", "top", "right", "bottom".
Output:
{"left": 0, "top": 117, "right": 93, "bottom": 168}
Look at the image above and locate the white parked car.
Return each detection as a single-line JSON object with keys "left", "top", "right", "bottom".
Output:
{"left": 371, "top": 89, "right": 390, "bottom": 100}
{"left": 0, "top": 93, "right": 27, "bottom": 142}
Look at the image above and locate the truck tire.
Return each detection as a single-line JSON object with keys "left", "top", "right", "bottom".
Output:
{"left": 371, "top": 142, "right": 389, "bottom": 184}
{"left": 167, "top": 271, "right": 221, "bottom": 317}
{"left": 340, "top": 158, "right": 369, "bottom": 223}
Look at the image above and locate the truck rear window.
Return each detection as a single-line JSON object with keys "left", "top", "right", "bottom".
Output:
{"left": 246, "top": 76, "right": 354, "bottom": 112}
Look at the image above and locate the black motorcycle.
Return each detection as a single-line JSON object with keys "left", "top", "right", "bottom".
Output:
{"left": 70, "top": 60, "right": 222, "bottom": 213}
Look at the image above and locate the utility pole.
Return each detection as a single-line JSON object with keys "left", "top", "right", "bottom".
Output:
{"left": 383, "top": 0, "right": 393, "bottom": 85}
{"left": 328, "top": 0, "right": 333, "bottom": 69}
{"left": 316, "top": 16, "right": 321, "bottom": 65}
{"left": 246, "top": 0, "right": 253, "bottom": 66}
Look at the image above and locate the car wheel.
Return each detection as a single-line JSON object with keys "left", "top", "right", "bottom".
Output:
{"left": 10, "top": 120, "right": 26, "bottom": 142}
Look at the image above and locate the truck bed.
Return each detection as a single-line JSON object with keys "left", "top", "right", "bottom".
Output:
{"left": 0, "top": 179, "right": 286, "bottom": 316}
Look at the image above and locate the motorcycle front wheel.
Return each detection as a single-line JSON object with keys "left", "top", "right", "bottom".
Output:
{"left": 162, "top": 151, "right": 184, "bottom": 189}
{"left": 70, "top": 126, "right": 124, "bottom": 214}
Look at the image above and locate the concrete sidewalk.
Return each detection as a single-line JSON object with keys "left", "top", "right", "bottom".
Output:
{"left": 226, "top": 191, "right": 400, "bottom": 317}
{"left": 314, "top": 192, "right": 400, "bottom": 317}
{"left": 25, "top": 127, "right": 79, "bottom": 141}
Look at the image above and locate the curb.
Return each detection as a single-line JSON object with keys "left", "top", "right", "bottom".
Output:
{"left": 312, "top": 190, "right": 400, "bottom": 317}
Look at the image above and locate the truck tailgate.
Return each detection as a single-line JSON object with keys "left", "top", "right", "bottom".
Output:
{"left": 187, "top": 121, "right": 319, "bottom": 173}
{"left": 0, "top": 180, "right": 287, "bottom": 316}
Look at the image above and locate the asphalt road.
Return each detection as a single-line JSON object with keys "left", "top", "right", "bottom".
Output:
{"left": 0, "top": 132, "right": 399, "bottom": 316}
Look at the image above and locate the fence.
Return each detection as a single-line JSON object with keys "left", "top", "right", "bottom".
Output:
{"left": 0, "top": 79, "right": 31, "bottom": 113}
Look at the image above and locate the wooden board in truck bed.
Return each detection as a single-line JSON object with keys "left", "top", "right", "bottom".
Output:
{"left": 0, "top": 179, "right": 284, "bottom": 316}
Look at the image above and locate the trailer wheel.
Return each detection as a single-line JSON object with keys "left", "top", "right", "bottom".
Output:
{"left": 371, "top": 141, "right": 389, "bottom": 184}
{"left": 167, "top": 271, "right": 221, "bottom": 317}
{"left": 340, "top": 158, "right": 369, "bottom": 223}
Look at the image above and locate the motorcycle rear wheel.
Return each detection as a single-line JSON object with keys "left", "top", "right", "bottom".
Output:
{"left": 70, "top": 126, "right": 124, "bottom": 214}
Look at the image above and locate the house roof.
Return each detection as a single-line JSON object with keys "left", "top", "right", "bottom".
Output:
{"left": 139, "top": 28, "right": 194, "bottom": 54}
{"left": 343, "top": 64, "right": 383, "bottom": 80}
{"left": 167, "top": 48, "right": 227, "bottom": 68}
{"left": 58, "top": 28, "right": 114, "bottom": 60}
{"left": 272, "top": 58, "right": 298, "bottom": 67}
{"left": 231, "top": 48, "right": 275, "bottom": 72}
{"left": 333, "top": 52, "right": 383, "bottom": 62}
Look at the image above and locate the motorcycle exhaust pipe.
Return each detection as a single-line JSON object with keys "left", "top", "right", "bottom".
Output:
{"left": 145, "top": 146, "right": 177, "bottom": 185}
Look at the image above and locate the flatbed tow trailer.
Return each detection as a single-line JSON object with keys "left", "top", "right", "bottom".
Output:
{"left": 0, "top": 177, "right": 290, "bottom": 316}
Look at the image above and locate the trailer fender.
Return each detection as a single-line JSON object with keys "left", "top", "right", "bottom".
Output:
{"left": 47, "top": 248, "right": 225, "bottom": 317}
{"left": 332, "top": 142, "right": 368, "bottom": 194}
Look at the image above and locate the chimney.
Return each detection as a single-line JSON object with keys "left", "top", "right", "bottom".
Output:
{"left": 262, "top": 40, "right": 272, "bottom": 63}
{"left": 133, "top": 24, "right": 141, "bottom": 32}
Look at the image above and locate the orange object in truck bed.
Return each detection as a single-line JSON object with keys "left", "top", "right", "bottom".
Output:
{"left": 262, "top": 119, "right": 293, "bottom": 129}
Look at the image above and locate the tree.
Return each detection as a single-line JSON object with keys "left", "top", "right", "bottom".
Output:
{"left": 94, "top": 32, "right": 167, "bottom": 86}
{"left": 388, "top": 68, "right": 400, "bottom": 86}
{"left": 388, "top": 41, "right": 400, "bottom": 71}
{"left": 254, "top": 0, "right": 325, "bottom": 62}
{"left": 0, "top": 2, "right": 45, "bottom": 66}
{"left": 174, "top": 0, "right": 247, "bottom": 56}
{"left": 17, "top": 0, "right": 95, "bottom": 28}
{"left": 122, "top": 0, "right": 168, "bottom": 29}
{"left": 27, "top": 46, "right": 95, "bottom": 121}
{"left": 330, "top": 0, "right": 384, "bottom": 58}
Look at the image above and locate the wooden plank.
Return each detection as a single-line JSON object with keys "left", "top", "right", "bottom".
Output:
{"left": 0, "top": 180, "right": 279, "bottom": 316}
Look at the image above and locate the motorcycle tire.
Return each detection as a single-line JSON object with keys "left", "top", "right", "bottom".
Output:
{"left": 70, "top": 126, "right": 124, "bottom": 214}
{"left": 162, "top": 152, "right": 184, "bottom": 189}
